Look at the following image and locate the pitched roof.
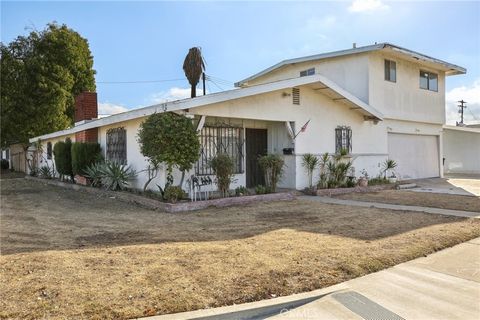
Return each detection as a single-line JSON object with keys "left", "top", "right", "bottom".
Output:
{"left": 235, "top": 43, "right": 466, "bottom": 87}
{"left": 29, "top": 74, "right": 383, "bottom": 142}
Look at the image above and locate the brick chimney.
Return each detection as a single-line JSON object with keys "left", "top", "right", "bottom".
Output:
{"left": 75, "top": 92, "right": 98, "bottom": 123}
{"left": 74, "top": 92, "right": 98, "bottom": 143}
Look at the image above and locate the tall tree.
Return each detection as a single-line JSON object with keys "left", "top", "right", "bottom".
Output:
{"left": 0, "top": 23, "right": 96, "bottom": 148}
{"left": 182, "top": 47, "right": 205, "bottom": 98}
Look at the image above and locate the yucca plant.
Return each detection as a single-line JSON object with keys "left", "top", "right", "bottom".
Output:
{"left": 39, "top": 165, "right": 53, "bottom": 179}
{"left": 99, "top": 162, "right": 137, "bottom": 191}
{"left": 302, "top": 153, "right": 319, "bottom": 189}
{"left": 258, "top": 154, "right": 285, "bottom": 193}
{"left": 382, "top": 159, "right": 397, "bottom": 178}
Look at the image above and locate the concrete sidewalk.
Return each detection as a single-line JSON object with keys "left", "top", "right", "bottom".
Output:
{"left": 142, "top": 238, "right": 480, "bottom": 320}
{"left": 299, "top": 195, "right": 480, "bottom": 218}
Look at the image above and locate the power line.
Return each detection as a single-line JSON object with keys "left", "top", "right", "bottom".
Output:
{"left": 97, "top": 78, "right": 185, "bottom": 84}
{"left": 468, "top": 108, "right": 479, "bottom": 121}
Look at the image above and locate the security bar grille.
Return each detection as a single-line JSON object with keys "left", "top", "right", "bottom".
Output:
{"left": 196, "top": 126, "right": 244, "bottom": 175}
{"left": 335, "top": 125, "right": 352, "bottom": 154}
{"left": 106, "top": 127, "right": 127, "bottom": 164}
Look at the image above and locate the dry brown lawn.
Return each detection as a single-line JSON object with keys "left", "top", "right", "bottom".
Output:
{"left": 334, "top": 190, "right": 480, "bottom": 212}
{"left": 1, "top": 178, "right": 479, "bottom": 319}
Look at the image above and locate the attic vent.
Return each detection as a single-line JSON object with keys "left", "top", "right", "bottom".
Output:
{"left": 292, "top": 88, "right": 300, "bottom": 105}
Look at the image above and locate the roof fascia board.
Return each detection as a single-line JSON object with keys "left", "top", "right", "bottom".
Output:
{"left": 30, "top": 74, "right": 383, "bottom": 142}
{"left": 443, "top": 125, "right": 480, "bottom": 133}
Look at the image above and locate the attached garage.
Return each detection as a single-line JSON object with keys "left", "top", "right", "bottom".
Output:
{"left": 388, "top": 133, "right": 440, "bottom": 179}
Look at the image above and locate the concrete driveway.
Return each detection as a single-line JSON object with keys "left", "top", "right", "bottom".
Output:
{"left": 409, "top": 174, "right": 480, "bottom": 197}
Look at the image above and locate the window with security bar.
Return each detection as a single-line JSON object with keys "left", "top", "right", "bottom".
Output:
{"left": 106, "top": 127, "right": 127, "bottom": 164}
{"left": 196, "top": 126, "right": 244, "bottom": 175}
{"left": 335, "top": 126, "right": 352, "bottom": 154}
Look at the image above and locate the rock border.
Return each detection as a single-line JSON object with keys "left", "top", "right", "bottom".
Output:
{"left": 315, "top": 183, "right": 397, "bottom": 197}
{"left": 24, "top": 176, "right": 296, "bottom": 213}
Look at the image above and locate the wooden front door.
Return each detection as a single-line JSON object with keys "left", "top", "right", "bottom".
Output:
{"left": 245, "top": 128, "right": 268, "bottom": 188}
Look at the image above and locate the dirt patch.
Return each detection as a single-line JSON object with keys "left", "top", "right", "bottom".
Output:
{"left": 1, "top": 178, "right": 479, "bottom": 319}
{"left": 334, "top": 189, "right": 480, "bottom": 212}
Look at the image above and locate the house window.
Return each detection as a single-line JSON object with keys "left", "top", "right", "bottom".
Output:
{"left": 335, "top": 126, "right": 352, "bottom": 154}
{"left": 419, "top": 70, "right": 438, "bottom": 91}
{"left": 384, "top": 59, "right": 396, "bottom": 82}
{"left": 300, "top": 68, "right": 315, "bottom": 77}
{"left": 46, "top": 142, "right": 52, "bottom": 160}
{"left": 106, "top": 127, "right": 127, "bottom": 164}
{"left": 196, "top": 126, "right": 244, "bottom": 175}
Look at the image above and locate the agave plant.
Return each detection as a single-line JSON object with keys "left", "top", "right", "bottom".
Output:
{"left": 99, "top": 162, "right": 137, "bottom": 191}
{"left": 302, "top": 153, "right": 319, "bottom": 189}
{"left": 83, "top": 162, "right": 105, "bottom": 187}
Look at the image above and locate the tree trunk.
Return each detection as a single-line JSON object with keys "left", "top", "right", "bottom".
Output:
{"left": 179, "top": 170, "right": 185, "bottom": 188}
{"left": 191, "top": 85, "right": 196, "bottom": 98}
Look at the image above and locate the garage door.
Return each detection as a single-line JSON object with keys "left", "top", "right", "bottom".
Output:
{"left": 388, "top": 133, "right": 440, "bottom": 179}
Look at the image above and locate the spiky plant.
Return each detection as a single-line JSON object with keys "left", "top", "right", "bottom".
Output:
{"left": 302, "top": 153, "right": 319, "bottom": 189}
{"left": 183, "top": 47, "right": 205, "bottom": 98}
{"left": 382, "top": 159, "right": 397, "bottom": 178}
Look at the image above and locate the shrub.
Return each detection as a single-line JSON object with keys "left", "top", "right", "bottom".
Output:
{"left": 71, "top": 142, "right": 102, "bottom": 176}
{"left": 302, "top": 153, "right": 319, "bottom": 189}
{"left": 369, "top": 177, "right": 390, "bottom": 186}
{"left": 317, "top": 152, "right": 353, "bottom": 189}
{"left": 137, "top": 112, "right": 200, "bottom": 188}
{"left": 163, "top": 185, "right": 184, "bottom": 203}
{"left": 96, "top": 161, "right": 136, "bottom": 191}
{"left": 53, "top": 138, "right": 73, "bottom": 179}
{"left": 235, "top": 186, "right": 250, "bottom": 197}
{"left": 210, "top": 153, "right": 235, "bottom": 197}
{"left": 255, "top": 185, "right": 267, "bottom": 195}
{"left": 39, "top": 165, "right": 53, "bottom": 179}
{"left": 1, "top": 159, "right": 9, "bottom": 170}
{"left": 258, "top": 154, "right": 284, "bottom": 193}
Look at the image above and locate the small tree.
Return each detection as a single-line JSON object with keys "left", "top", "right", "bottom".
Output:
{"left": 137, "top": 112, "right": 200, "bottom": 189}
{"left": 302, "top": 153, "right": 319, "bottom": 189}
{"left": 259, "top": 154, "right": 285, "bottom": 193}
{"left": 210, "top": 153, "right": 235, "bottom": 197}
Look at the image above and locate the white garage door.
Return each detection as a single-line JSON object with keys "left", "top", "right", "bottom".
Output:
{"left": 388, "top": 133, "right": 440, "bottom": 179}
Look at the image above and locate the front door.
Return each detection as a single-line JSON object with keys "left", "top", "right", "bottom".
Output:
{"left": 245, "top": 128, "right": 268, "bottom": 188}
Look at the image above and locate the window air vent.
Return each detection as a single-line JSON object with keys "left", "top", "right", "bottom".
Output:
{"left": 292, "top": 88, "right": 300, "bottom": 105}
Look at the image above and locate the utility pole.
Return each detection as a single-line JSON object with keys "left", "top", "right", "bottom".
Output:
{"left": 202, "top": 72, "right": 206, "bottom": 96}
{"left": 457, "top": 100, "right": 467, "bottom": 126}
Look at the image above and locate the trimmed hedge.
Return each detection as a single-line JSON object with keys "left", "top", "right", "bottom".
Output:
{"left": 71, "top": 142, "right": 102, "bottom": 175}
{"left": 53, "top": 138, "right": 73, "bottom": 177}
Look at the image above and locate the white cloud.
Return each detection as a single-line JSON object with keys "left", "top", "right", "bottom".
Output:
{"left": 149, "top": 87, "right": 206, "bottom": 104}
{"left": 98, "top": 102, "right": 129, "bottom": 116}
{"left": 445, "top": 79, "right": 480, "bottom": 125}
{"left": 348, "top": 0, "right": 389, "bottom": 13}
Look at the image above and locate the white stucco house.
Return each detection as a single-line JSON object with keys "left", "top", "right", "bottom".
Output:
{"left": 30, "top": 42, "right": 473, "bottom": 192}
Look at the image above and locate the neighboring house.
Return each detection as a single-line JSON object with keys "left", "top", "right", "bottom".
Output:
{"left": 29, "top": 42, "right": 467, "bottom": 191}
{"left": 443, "top": 125, "right": 480, "bottom": 174}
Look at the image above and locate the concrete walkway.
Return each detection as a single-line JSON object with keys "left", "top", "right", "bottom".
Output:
{"left": 142, "top": 238, "right": 480, "bottom": 320}
{"left": 299, "top": 195, "right": 480, "bottom": 218}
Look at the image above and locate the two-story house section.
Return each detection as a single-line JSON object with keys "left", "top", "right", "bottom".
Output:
{"left": 236, "top": 43, "right": 466, "bottom": 181}
{"left": 30, "top": 43, "right": 466, "bottom": 191}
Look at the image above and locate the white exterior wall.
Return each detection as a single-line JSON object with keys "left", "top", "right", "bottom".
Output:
{"left": 246, "top": 54, "right": 370, "bottom": 103}
{"left": 194, "top": 86, "right": 386, "bottom": 189}
{"left": 443, "top": 128, "right": 480, "bottom": 174}
{"left": 35, "top": 134, "right": 75, "bottom": 177}
{"left": 368, "top": 51, "right": 446, "bottom": 124}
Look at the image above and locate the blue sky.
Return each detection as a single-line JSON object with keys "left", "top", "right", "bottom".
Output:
{"left": 2, "top": 0, "right": 479, "bottom": 124}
